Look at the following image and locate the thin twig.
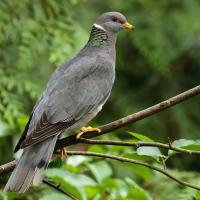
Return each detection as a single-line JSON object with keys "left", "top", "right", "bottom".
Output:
{"left": 43, "top": 179, "right": 79, "bottom": 200}
{"left": 56, "top": 85, "right": 200, "bottom": 149}
{"left": 66, "top": 151, "right": 200, "bottom": 191}
{"left": 2, "top": 137, "right": 200, "bottom": 177}
{"left": 0, "top": 160, "right": 16, "bottom": 175}
{"left": 77, "top": 138, "right": 200, "bottom": 155}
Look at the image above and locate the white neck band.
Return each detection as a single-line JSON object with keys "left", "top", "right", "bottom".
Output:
{"left": 93, "top": 23, "right": 106, "bottom": 31}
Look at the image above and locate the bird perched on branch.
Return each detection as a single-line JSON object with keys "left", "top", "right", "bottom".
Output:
{"left": 4, "top": 11, "right": 134, "bottom": 192}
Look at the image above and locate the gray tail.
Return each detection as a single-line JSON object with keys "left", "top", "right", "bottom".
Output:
{"left": 4, "top": 136, "right": 57, "bottom": 193}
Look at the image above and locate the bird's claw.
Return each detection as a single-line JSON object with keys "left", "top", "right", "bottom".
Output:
{"left": 59, "top": 147, "right": 67, "bottom": 160}
{"left": 76, "top": 126, "right": 101, "bottom": 139}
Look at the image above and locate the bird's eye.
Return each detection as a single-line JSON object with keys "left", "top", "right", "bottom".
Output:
{"left": 112, "top": 17, "right": 118, "bottom": 22}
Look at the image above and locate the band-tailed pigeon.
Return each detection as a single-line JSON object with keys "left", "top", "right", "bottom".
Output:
{"left": 4, "top": 11, "right": 134, "bottom": 192}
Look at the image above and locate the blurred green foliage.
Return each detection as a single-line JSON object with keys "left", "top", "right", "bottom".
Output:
{"left": 0, "top": 0, "right": 200, "bottom": 199}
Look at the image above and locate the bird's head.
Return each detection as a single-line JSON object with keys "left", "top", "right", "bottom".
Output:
{"left": 94, "top": 12, "right": 135, "bottom": 33}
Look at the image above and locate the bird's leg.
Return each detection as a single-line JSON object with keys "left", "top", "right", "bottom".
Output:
{"left": 60, "top": 147, "right": 67, "bottom": 160}
{"left": 76, "top": 126, "right": 101, "bottom": 139}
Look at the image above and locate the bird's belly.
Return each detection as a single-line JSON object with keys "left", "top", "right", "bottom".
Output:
{"left": 60, "top": 104, "right": 103, "bottom": 138}
{"left": 83, "top": 104, "right": 103, "bottom": 123}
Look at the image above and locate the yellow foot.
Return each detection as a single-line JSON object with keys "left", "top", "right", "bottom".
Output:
{"left": 59, "top": 147, "right": 67, "bottom": 161}
{"left": 76, "top": 126, "right": 101, "bottom": 139}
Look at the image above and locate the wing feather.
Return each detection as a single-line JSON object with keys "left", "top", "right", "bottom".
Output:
{"left": 20, "top": 113, "right": 76, "bottom": 148}
{"left": 17, "top": 56, "right": 115, "bottom": 149}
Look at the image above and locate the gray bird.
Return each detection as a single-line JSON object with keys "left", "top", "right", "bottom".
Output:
{"left": 4, "top": 11, "right": 134, "bottom": 193}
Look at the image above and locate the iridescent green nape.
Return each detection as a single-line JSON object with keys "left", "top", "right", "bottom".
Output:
{"left": 87, "top": 25, "right": 108, "bottom": 47}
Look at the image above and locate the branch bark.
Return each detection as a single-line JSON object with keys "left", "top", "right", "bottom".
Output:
{"left": 0, "top": 160, "right": 16, "bottom": 175}
{"left": 1, "top": 137, "right": 200, "bottom": 176}
{"left": 77, "top": 138, "right": 200, "bottom": 155}
{"left": 56, "top": 85, "right": 200, "bottom": 149}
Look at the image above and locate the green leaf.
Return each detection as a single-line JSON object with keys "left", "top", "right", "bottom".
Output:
{"left": 171, "top": 139, "right": 195, "bottom": 147}
{"left": 39, "top": 193, "right": 71, "bottom": 200}
{"left": 132, "top": 165, "right": 153, "bottom": 182}
{"left": 67, "top": 155, "right": 91, "bottom": 167}
{"left": 177, "top": 140, "right": 200, "bottom": 151}
{"left": 128, "top": 132, "right": 154, "bottom": 142}
{"left": 87, "top": 160, "right": 112, "bottom": 183}
{"left": 124, "top": 152, "right": 157, "bottom": 162}
{"left": 184, "top": 144, "right": 200, "bottom": 151}
{"left": 168, "top": 139, "right": 200, "bottom": 155}
{"left": 45, "top": 168, "right": 96, "bottom": 200}
{"left": 90, "top": 178, "right": 130, "bottom": 199}
{"left": 124, "top": 146, "right": 165, "bottom": 163}
{"left": 111, "top": 159, "right": 152, "bottom": 182}
{"left": 126, "top": 178, "right": 153, "bottom": 200}
{"left": 137, "top": 146, "right": 165, "bottom": 160}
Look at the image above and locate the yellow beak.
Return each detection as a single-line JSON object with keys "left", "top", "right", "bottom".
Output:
{"left": 123, "top": 22, "right": 135, "bottom": 30}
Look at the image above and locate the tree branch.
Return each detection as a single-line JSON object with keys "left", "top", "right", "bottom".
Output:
{"left": 0, "top": 160, "right": 16, "bottom": 175}
{"left": 2, "top": 136, "right": 200, "bottom": 177}
{"left": 77, "top": 138, "right": 200, "bottom": 155}
{"left": 56, "top": 85, "right": 200, "bottom": 149}
{"left": 66, "top": 151, "right": 200, "bottom": 191}
{"left": 1, "top": 85, "right": 200, "bottom": 191}
{"left": 2, "top": 149, "right": 200, "bottom": 192}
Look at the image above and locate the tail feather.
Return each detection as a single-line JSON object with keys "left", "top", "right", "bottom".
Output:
{"left": 4, "top": 136, "right": 57, "bottom": 193}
